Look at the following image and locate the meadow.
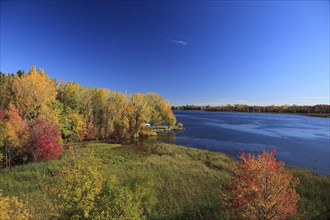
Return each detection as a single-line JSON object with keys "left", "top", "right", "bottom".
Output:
{"left": 1, "top": 142, "right": 329, "bottom": 219}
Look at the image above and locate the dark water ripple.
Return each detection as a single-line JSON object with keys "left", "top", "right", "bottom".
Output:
{"left": 164, "top": 111, "right": 330, "bottom": 175}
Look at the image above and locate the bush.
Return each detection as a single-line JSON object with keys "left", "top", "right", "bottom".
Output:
{"left": 222, "top": 150, "right": 300, "bottom": 220}
{"left": 28, "top": 118, "right": 62, "bottom": 162}
{"left": 139, "top": 130, "right": 157, "bottom": 137}
{"left": 50, "top": 151, "right": 103, "bottom": 219}
{"left": 0, "top": 192, "right": 30, "bottom": 220}
{"left": 93, "top": 181, "right": 144, "bottom": 219}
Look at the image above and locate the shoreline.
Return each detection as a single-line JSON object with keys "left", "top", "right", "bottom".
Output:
{"left": 173, "top": 109, "right": 330, "bottom": 118}
{"left": 100, "top": 138, "right": 329, "bottom": 176}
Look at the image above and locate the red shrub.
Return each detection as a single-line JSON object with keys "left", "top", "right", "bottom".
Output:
{"left": 222, "top": 150, "right": 300, "bottom": 220}
{"left": 28, "top": 118, "right": 62, "bottom": 162}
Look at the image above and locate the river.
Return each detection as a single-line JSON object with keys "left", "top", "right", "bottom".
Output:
{"left": 142, "top": 110, "right": 330, "bottom": 175}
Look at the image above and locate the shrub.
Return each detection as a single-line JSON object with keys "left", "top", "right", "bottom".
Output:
{"left": 222, "top": 150, "right": 300, "bottom": 220}
{"left": 50, "top": 151, "right": 103, "bottom": 219}
{"left": 92, "top": 181, "right": 144, "bottom": 220}
{"left": 0, "top": 192, "right": 30, "bottom": 220}
{"left": 28, "top": 118, "right": 62, "bottom": 162}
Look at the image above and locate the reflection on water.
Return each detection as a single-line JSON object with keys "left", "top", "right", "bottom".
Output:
{"left": 116, "top": 111, "right": 330, "bottom": 175}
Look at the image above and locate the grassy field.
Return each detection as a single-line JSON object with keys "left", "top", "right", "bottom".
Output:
{"left": 0, "top": 142, "right": 329, "bottom": 219}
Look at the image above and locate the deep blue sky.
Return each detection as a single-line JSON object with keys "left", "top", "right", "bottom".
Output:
{"left": 1, "top": 1, "right": 329, "bottom": 106}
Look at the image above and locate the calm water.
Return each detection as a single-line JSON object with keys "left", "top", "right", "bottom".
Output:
{"left": 142, "top": 110, "right": 330, "bottom": 175}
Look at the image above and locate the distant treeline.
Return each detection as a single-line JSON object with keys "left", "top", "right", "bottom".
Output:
{"left": 172, "top": 104, "right": 330, "bottom": 114}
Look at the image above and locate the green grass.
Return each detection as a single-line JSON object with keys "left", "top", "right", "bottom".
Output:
{"left": 0, "top": 142, "right": 329, "bottom": 219}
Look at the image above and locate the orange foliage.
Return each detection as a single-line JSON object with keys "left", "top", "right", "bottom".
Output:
{"left": 222, "top": 150, "right": 300, "bottom": 220}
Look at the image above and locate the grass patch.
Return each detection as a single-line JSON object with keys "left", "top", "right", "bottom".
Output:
{"left": 0, "top": 142, "right": 329, "bottom": 219}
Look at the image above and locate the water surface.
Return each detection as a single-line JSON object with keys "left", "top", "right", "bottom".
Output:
{"left": 150, "top": 111, "right": 330, "bottom": 175}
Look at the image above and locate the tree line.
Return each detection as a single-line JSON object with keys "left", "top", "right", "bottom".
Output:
{"left": 172, "top": 104, "right": 330, "bottom": 114}
{"left": 0, "top": 66, "right": 176, "bottom": 168}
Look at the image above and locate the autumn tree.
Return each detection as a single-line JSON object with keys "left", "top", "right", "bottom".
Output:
{"left": 0, "top": 73, "right": 15, "bottom": 109}
{"left": 222, "top": 150, "right": 300, "bottom": 220}
{"left": 27, "top": 118, "right": 62, "bottom": 162}
{"left": 111, "top": 92, "right": 130, "bottom": 139}
{"left": 0, "top": 104, "right": 28, "bottom": 168}
{"left": 161, "top": 100, "right": 176, "bottom": 127}
{"left": 57, "top": 102, "right": 86, "bottom": 142}
{"left": 12, "top": 66, "right": 58, "bottom": 122}
{"left": 57, "top": 81, "right": 95, "bottom": 141}
{"left": 127, "top": 93, "right": 151, "bottom": 138}
{"left": 92, "top": 88, "right": 113, "bottom": 139}
{"left": 80, "top": 87, "right": 96, "bottom": 140}
{"left": 146, "top": 93, "right": 176, "bottom": 127}
{"left": 0, "top": 108, "right": 6, "bottom": 164}
{"left": 57, "top": 81, "right": 83, "bottom": 111}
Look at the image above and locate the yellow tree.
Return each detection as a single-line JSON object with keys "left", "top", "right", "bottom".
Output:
{"left": 92, "top": 88, "right": 112, "bottom": 139}
{"left": 112, "top": 92, "right": 130, "bottom": 139}
{"left": 161, "top": 100, "right": 176, "bottom": 127}
{"left": 146, "top": 93, "right": 176, "bottom": 127}
{"left": 80, "top": 88, "right": 96, "bottom": 140}
{"left": 128, "top": 93, "right": 151, "bottom": 138}
{"left": 12, "top": 66, "right": 58, "bottom": 122}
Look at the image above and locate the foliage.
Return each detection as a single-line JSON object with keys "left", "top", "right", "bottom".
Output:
{"left": 0, "top": 104, "right": 28, "bottom": 168}
{"left": 12, "top": 66, "right": 58, "bottom": 121}
{"left": 0, "top": 142, "right": 329, "bottom": 219}
{"left": 0, "top": 73, "right": 15, "bottom": 108}
{"left": 0, "top": 192, "right": 30, "bottom": 220}
{"left": 58, "top": 104, "right": 86, "bottom": 142}
{"left": 2, "top": 67, "right": 177, "bottom": 150}
{"left": 147, "top": 93, "right": 176, "bottom": 126}
{"left": 92, "top": 181, "right": 144, "bottom": 220}
{"left": 28, "top": 118, "right": 62, "bottom": 162}
{"left": 111, "top": 92, "right": 130, "bottom": 139}
{"left": 128, "top": 93, "right": 151, "bottom": 138}
{"left": 222, "top": 150, "right": 300, "bottom": 220}
{"left": 50, "top": 150, "right": 103, "bottom": 219}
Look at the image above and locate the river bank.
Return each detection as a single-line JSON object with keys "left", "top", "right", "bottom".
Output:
{"left": 174, "top": 109, "right": 330, "bottom": 118}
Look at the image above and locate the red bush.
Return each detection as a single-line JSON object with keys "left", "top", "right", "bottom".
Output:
{"left": 222, "top": 150, "right": 300, "bottom": 220}
{"left": 28, "top": 118, "right": 62, "bottom": 162}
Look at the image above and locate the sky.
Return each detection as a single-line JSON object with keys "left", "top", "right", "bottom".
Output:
{"left": 1, "top": 0, "right": 329, "bottom": 106}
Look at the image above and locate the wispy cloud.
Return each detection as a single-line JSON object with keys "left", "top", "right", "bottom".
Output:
{"left": 166, "top": 38, "right": 188, "bottom": 46}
